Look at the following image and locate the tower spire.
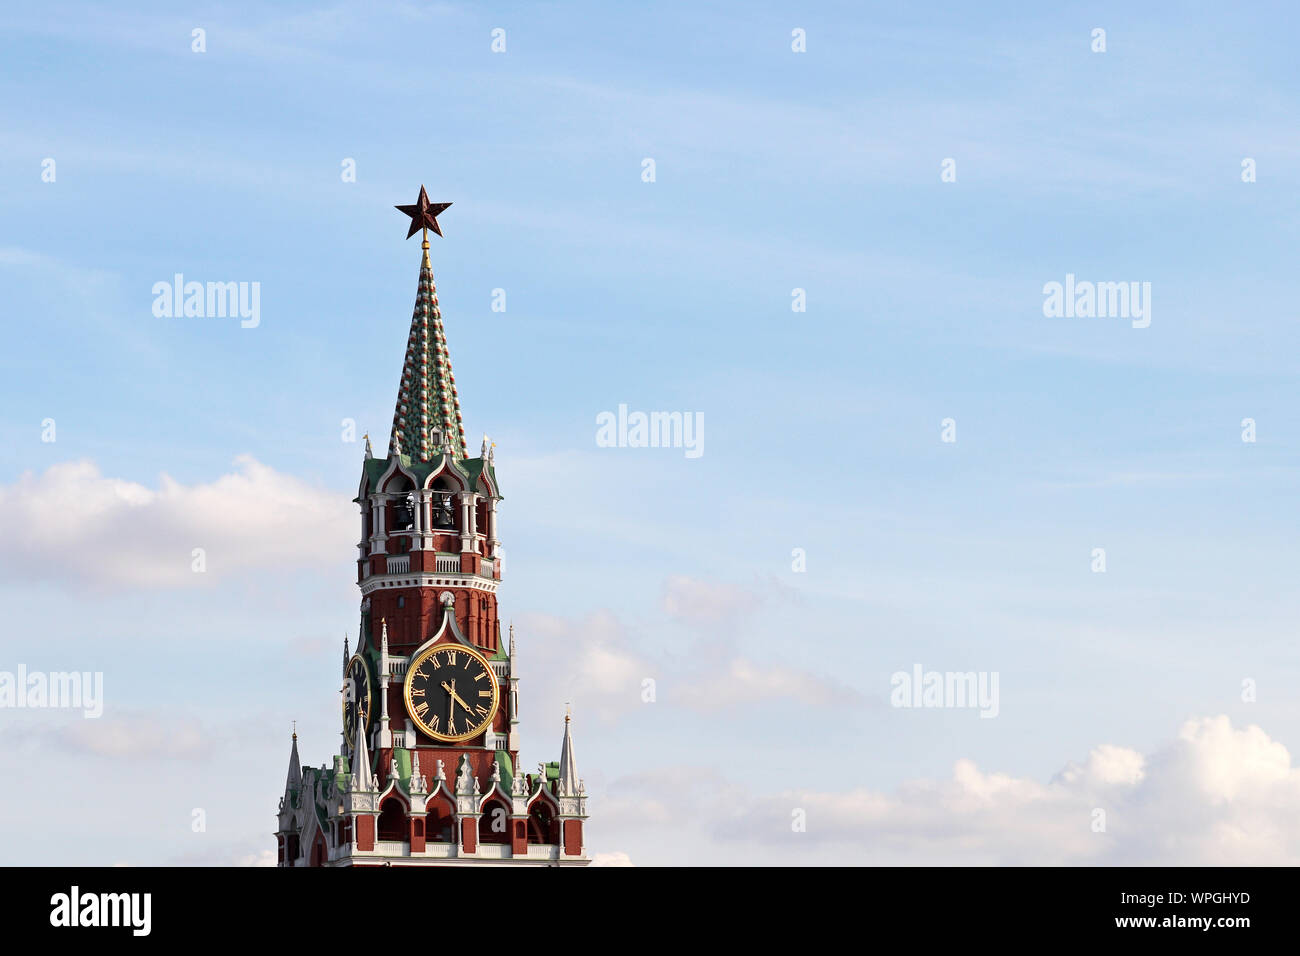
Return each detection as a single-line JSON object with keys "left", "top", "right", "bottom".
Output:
{"left": 350, "top": 705, "right": 375, "bottom": 793}
{"left": 285, "top": 726, "right": 302, "bottom": 795}
{"left": 557, "top": 708, "right": 580, "bottom": 797}
{"left": 389, "top": 190, "right": 466, "bottom": 462}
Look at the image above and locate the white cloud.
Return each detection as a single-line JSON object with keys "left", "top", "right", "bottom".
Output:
{"left": 57, "top": 712, "right": 213, "bottom": 761}
{"left": 0, "top": 457, "right": 352, "bottom": 589}
{"left": 169, "top": 842, "right": 279, "bottom": 867}
{"left": 661, "top": 575, "right": 761, "bottom": 624}
{"left": 590, "top": 851, "right": 634, "bottom": 867}
{"left": 518, "top": 604, "right": 862, "bottom": 723}
{"left": 601, "top": 716, "right": 1300, "bottom": 865}
{"left": 516, "top": 610, "right": 654, "bottom": 722}
{"left": 3, "top": 711, "right": 216, "bottom": 762}
{"left": 236, "top": 848, "right": 278, "bottom": 867}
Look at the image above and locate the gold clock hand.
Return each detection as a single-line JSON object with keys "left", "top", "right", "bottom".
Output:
{"left": 441, "top": 680, "right": 472, "bottom": 714}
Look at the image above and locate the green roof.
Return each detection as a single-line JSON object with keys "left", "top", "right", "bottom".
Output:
{"left": 358, "top": 454, "right": 500, "bottom": 498}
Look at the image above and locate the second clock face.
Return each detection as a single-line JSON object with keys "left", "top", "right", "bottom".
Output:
{"left": 404, "top": 643, "right": 499, "bottom": 742}
{"left": 343, "top": 654, "right": 372, "bottom": 743}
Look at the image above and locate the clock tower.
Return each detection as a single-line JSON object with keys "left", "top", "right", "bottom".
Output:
{"left": 274, "top": 190, "right": 590, "bottom": 867}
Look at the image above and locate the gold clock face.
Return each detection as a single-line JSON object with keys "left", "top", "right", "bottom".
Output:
{"left": 404, "top": 642, "right": 499, "bottom": 742}
{"left": 343, "top": 654, "right": 372, "bottom": 743}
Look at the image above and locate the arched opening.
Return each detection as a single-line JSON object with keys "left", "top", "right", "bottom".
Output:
{"left": 377, "top": 796, "right": 409, "bottom": 843}
{"left": 430, "top": 476, "right": 461, "bottom": 531}
{"left": 385, "top": 475, "right": 416, "bottom": 534}
{"left": 478, "top": 795, "right": 511, "bottom": 845}
{"left": 310, "top": 833, "right": 327, "bottom": 867}
{"left": 426, "top": 793, "right": 456, "bottom": 843}
{"left": 528, "top": 798, "right": 559, "bottom": 845}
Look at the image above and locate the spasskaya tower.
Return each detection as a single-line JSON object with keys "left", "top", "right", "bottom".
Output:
{"left": 275, "top": 188, "right": 590, "bottom": 867}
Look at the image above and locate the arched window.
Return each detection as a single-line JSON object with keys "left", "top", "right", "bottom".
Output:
{"left": 528, "top": 798, "right": 559, "bottom": 845}
{"left": 377, "top": 796, "right": 409, "bottom": 842}
{"left": 426, "top": 794, "right": 456, "bottom": 843}
{"left": 478, "top": 795, "right": 511, "bottom": 845}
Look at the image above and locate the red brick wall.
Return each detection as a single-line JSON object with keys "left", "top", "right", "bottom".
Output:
{"left": 563, "top": 819, "right": 582, "bottom": 856}
{"left": 355, "top": 813, "right": 375, "bottom": 851}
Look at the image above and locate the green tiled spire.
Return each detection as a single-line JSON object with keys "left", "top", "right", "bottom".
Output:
{"left": 388, "top": 241, "right": 468, "bottom": 462}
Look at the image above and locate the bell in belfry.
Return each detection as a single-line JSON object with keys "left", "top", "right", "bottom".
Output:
{"left": 432, "top": 492, "right": 456, "bottom": 529}
{"left": 393, "top": 493, "right": 415, "bottom": 531}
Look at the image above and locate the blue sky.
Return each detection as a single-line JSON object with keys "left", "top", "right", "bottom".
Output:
{"left": 3, "top": 1, "right": 1300, "bottom": 865}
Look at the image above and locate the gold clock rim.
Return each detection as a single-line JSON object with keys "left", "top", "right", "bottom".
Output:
{"left": 342, "top": 652, "right": 373, "bottom": 736}
{"left": 403, "top": 641, "right": 500, "bottom": 743}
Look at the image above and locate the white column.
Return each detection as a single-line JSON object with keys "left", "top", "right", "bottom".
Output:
{"left": 371, "top": 495, "right": 388, "bottom": 554}
{"left": 420, "top": 491, "right": 432, "bottom": 549}
{"left": 459, "top": 494, "right": 472, "bottom": 553}
{"left": 468, "top": 494, "right": 480, "bottom": 553}
{"left": 359, "top": 500, "right": 372, "bottom": 559}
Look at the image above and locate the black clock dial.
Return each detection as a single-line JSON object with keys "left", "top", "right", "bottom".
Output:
{"left": 404, "top": 643, "right": 499, "bottom": 742}
{"left": 343, "top": 654, "right": 372, "bottom": 743}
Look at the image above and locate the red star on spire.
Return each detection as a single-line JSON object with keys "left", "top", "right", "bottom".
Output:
{"left": 395, "top": 185, "right": 452, "bottom": 239}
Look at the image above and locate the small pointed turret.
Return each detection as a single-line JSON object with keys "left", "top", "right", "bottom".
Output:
{"left": 454, "top": 754, "right": 475, "bottom": 795}
{"left": 350, "top": 710, "right": 375, "bottom": 793}
{"left": 410, "top": 751, "right": 427, "bottom": 794}
{"left": 557, "top": 708, "right": 580, "bottom": 797}
{"left": 378, "top": 618, "right": 392, "bottom": 749}
{"left": 285, "top": 726, "right": 302, "bottom": 795}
